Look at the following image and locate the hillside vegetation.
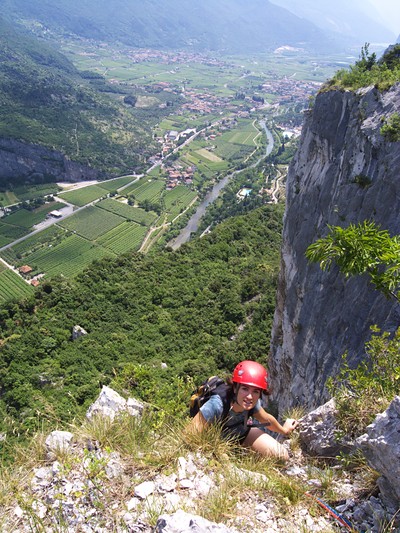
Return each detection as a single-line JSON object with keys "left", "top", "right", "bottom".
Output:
{"left": 0, "top": 17, "right": 173, "bottom": 185}
{"left": 0, "top": 205, "right": 283, "bottom": 460}
{"left": 2, "top": 0, "right": 336, "bottom": 54}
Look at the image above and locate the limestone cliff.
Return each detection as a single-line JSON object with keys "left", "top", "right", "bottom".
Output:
{"left": 0, "top": 138, "right": 100, "bottom": 185}
{"left": 269, "top": 83, "right": 400, "bottom": 411}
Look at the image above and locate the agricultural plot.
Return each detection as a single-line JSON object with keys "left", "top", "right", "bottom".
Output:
{"left": 0, "top": 269, "right": 33, "bottom": 303}
{"left": 97, "top": 222, "right": 148, "bottom": 254}
{"left": 0, "top": 226, "right": 66, "bottom": 265}
{"left": 0, "top": 221, "right": 29, "bottom": 245}
{"left": 164, "top": 186, "right": 197, "bottom": 221}
{"left": 195, "top": 148, "right": 223, "bottom": 163}
{"left": 97, "top": 176, "right": 136, "bottom": 192}
{"left": 58, "top": 206, "right": 125, "bottom": 240}
{"left": 0, "top": 184, "right": 61, "bottom": 207}
{"left": 122, "top": 179, "right": 165, "bottom": 203}
{"left": 97, "top": 199, "right": 157, "bottom": 226}
{"left": 25, "top": 234, "right": 114, "bottom": 278}
{"left": 1, "top": 202, "right": 66, "bottom": 229}
{"left": 58, "top": 184, "right": 110, "bottom": 206}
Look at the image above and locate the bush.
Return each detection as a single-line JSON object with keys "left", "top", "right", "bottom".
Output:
{"left": 328, "top": 327, "right": 400, "bottom": 438}
{"left": 380, "top": 112, "right": 400, "bottom": 142}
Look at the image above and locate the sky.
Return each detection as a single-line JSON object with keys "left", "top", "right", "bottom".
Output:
{"left": 368, "top": 0, "right": 400, "bottom": 36}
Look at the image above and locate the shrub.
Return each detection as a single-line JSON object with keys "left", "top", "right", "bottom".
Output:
{"left": 328, "top": 327, "right": 400, "bottom": 438}
{"left": 380, "top": 112, "right": 400, "bottom": 142}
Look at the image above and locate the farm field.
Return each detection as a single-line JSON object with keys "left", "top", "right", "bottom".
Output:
{"left": 0, "top": 183, "right": 61, "bottom": 207}
{"left": 1, "top": 202, "right": 66, "bottom": 229}
{"left": 58, "top": 206, "right": 125, "bottom": 240}
{"left": 58, "top": 184, "right": 111, "bottom": 206}
{"left": 97, "top": 222, "right": 148, "bottom": 254}
{"left": 25, "top": 234, "right": 115, "bottom": 278}
{"left": 122, "top": 178, "right": 165, "bottom": 203}
{"left": 0, "top": 268, "right": 33, "bottom": 303}
{"left": 97, "top": 199, "right": 158, "bottom": 226}
{"left": 164, "top": 186, "right": 197, "bottom": 222}
{"left": 0, "top": 226, "right": 66, "bottom": 264}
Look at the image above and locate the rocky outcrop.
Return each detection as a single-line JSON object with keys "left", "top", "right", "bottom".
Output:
{"left": 0, "top": 137, "right": 100, "bottom": 184}
{"left": 5, "top": 388, "right": 400, "bottom": 533}
{"left": 270, "top": 83, "right": 400, "bottom": 412}
{"left": 357, "top": 396, "right": 400, "bottom": 511}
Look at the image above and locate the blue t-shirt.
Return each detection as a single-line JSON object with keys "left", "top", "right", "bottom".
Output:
{"left": 200, "top": 395, "right": 261, "bottom": 440}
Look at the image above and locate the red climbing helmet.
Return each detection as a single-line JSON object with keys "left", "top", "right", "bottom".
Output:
{"left": 232, "top": 360, "right": 268, "bottom": 391}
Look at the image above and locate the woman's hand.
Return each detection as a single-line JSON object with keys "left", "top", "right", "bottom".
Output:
{"left": 282, "top": 418, "right": 299, "bottom": 436}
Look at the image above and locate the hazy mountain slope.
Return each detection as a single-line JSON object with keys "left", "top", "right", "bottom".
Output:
{"left": 0, "top": 16, "right": 158, "bottom": 184}
{"left": 270, "top": 0, "right": 396, "bottom": 44}
{"left": 2, "top": 0, "right": 339, "bottom": 53}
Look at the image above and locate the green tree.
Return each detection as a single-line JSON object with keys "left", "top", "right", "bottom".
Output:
{"left": 306, "top": 221, "right": 400, "bottom": 302}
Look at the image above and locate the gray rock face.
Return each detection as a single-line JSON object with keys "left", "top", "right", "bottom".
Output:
{"left": 155, "top": 509, "right": 235, "bottom": 532}
{"left": 356, "top": 396, "right": 400, "bottom": 510}
{"left": 298, "top": 399, "right": 353, "bottom": 457}
{"left": 86, "top": 385, "right": 145, "bottom": 420}
{"left": 270, "top": 84, "right": 400, "bottom": 411}
{"left": 0, "top": 137, "right": 100, "bottom": 183}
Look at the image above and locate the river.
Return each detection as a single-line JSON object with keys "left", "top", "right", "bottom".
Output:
{"left": 169, "top": 121, "right": 274, "bottom": 250}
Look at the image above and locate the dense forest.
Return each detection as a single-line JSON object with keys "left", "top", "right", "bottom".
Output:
{"left": 0, "top": 205, "right": 283, "bottom": 458}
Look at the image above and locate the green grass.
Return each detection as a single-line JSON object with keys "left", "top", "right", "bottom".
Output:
{"left": 0, "top": 269, "right": 34, "bottom": 303}
{"left": 58, "top": 185, "right": 110, "bottom": 206}
{"left": 58, "top": 206, "right": 125, "bottom": 240}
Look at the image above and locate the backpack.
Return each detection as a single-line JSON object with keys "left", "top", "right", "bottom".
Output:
{"left": 189, "top": 376, "right": 231, "bottom": 418}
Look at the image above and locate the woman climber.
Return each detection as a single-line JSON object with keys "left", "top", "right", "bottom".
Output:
{"left": 188, "top": 360, "right": 299, "bottom": 460}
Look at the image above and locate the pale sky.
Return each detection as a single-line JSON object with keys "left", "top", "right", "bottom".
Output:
{"left": 368, "top": 0, "right": 400, "bottom": 36}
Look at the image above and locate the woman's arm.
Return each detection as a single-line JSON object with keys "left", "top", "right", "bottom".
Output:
{"left": 254, "top": 407, "right": 298, "bottom": 436}
{"left": 186, "top": 411, "right": 208, "bottom": 434}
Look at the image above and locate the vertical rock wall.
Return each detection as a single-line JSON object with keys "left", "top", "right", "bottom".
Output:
{"left": 269, "top": 84, "right": 400, "bottom": 411}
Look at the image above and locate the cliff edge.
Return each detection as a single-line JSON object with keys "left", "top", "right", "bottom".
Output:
{"left": 270, "top": 83, "right": 400, "bottom": 411}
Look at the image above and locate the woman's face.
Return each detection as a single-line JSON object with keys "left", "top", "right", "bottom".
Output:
{"left": 236, "top": 384, "right": 261, "bottom": 410}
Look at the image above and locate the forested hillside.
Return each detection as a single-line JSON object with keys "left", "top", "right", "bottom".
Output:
{"left": 0, "top": 205, "right": 283, "bottom": 459}
{"left": 0, "top": 17, "right": 174, "bottom": 185}
{"left": 2, "top": 0, "right": 338, "bottom": 53}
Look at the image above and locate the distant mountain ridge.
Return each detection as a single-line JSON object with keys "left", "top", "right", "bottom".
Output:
{"left": 270, "top": 0, "right": 396, "bottom": 44}
{"left": 2, "top": 0, "right": 342, "bottom": 54}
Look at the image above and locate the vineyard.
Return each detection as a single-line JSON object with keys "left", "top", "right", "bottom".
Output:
{"left": 122, "top": 178, "right": 165, "bottom": 203}
{"left": 58, "top": 206, "right": 125, "bottom": 240}
{"left": 164, "top": 186, "right": 197, "bottom": 221}
{"left": 0, "top": 269, "right": 33, "bottom": 303}
{"left": 25, "top": 234, "right": 114, "bottom": 278}
{"left": 58, "top": 185, "right": 110, "bottom": 206}
{"left": 97, "top": 199, "right": 157, "bottom": 226}
{"left": 97, "top": 222, "right": 148, "bottom": 254}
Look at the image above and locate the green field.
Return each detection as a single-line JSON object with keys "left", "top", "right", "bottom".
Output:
{"left": 58, "top": 185, "right": 110, "bottom": 206}
{"left": 97, "top": 199, "right": 158, "bottom": 226}
{"left": 97, "top": 222, "right": 148, "bottom": 254}
{"left": 25, "top": 234, "right": 114, "bottom": 278}
{"left": 1, "top": 202, "right": 65, "bottom": 229}
{"left": 58, "top": 206, "right": 125, "bottom": 240}
{"left": 97, "top": 176, "right": 137, "bottom": 192}
{"left": 164, "top": 186, "right": 197, "bottom": 221}
{"left": 122, "top": 178, "right": 165, "bottom": 203}
{"left": 0, "top": 269, "right": 34, "bottom": 303}
{"left": 0, "top": 184, "right": 61, "bottom": 207}
{"left": 0, "top": 220, "right": 29, "bottom": 245}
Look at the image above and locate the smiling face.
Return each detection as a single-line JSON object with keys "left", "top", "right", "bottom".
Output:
{"left": 234, "top": 384, "right": 261, "bottom": 411}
